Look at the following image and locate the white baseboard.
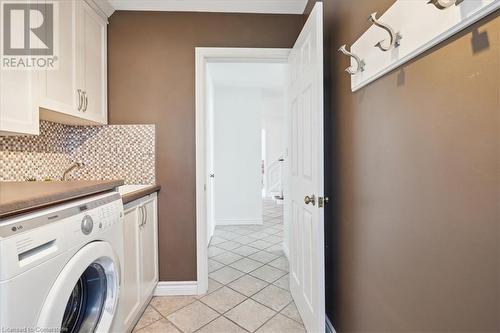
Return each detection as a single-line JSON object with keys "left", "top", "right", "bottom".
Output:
{"left": 216, "top": 218, "right": 262, "bottom": 226}
{"left": 282, "top": 242, "right": 289, "bottom": 259}
{"left": 154, "top": 281, "right": 198, "bottom": 296}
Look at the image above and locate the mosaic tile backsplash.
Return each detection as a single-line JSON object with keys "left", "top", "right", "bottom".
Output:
{"left": 0, "top": 121, "right": 155, "bottom": 184}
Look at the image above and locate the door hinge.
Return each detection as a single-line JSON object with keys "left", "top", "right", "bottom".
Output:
{"left": 318, "top": 196, "right": 329, "bottom": 208}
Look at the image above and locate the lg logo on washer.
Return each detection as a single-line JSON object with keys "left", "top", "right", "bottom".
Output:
{"left": 10, "top": 225, "right": 23, "bottom": 232}
{"left": 1, "top": 1, "right": 59, "bottom": 69}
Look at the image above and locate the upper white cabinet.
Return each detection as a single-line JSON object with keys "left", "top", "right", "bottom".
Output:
{"left": 0, "top": 0, "right": 111, "bottom": 135}
{"left": 77, "top": 0, "right": 107, "bottom": 123}
{"left": 0, "top": 68, "right": 40, "bottom": 135}
{"left": 0, "top": 0, "right": 41, "bottom": 135}
{"left": 38, "top": 0, "right": 78, "bottom": 124}
{"left": 40, "top": 0, "right": 108, "bottom": 125}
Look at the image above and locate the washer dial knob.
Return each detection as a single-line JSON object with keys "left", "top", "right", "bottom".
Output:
{"left": 81, "top": 215, "right": 94, "bottom": 235}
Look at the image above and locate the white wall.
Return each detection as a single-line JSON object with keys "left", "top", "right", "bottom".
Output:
{"left": 213, "top": 86, "right": 263, "bottom": 225}
{"left": 262, "top": 90, "right": 286, "bottom": 196}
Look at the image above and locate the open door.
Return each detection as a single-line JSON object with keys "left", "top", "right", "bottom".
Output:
{"left": 287, "top": 3, "right": 325, "bottom": 333}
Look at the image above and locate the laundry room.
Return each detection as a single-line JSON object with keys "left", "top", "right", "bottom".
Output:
{"left": 0, "top": 0, "right": 498, "bottom": 333}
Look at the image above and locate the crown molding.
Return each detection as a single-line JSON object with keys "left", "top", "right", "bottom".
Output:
{"left": 85, "top": 0, "right": 115, "bottom": 19}
{"left": 108, "top": 0, "right": 307, "bottom": 14}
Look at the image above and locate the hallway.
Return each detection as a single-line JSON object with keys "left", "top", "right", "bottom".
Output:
{"left": 133, "top": 199, "right": 305, "bottom": 333}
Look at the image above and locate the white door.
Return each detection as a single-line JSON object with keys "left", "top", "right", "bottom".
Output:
{"left": 287, "top": 3, "right": 325, "bottom": 333}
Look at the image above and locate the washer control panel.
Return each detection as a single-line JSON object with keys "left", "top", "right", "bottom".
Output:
{"left": 0, "top": 192, "right": 124, "bottom": 281}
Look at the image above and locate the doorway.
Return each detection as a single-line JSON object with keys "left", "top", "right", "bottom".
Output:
{"left": 205, "top": 62, "right": 288, "bottom": 241}
{"left": 195, "top": 4, "right": 325, "bottom": 332}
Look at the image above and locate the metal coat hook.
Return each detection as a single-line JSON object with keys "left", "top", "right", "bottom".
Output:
{"left": 369, "top": 12, "right": 402, "bottom": 51}
{"left": 428, "top": 0, "right": 457, "bottom": 9}
{"left": 338, "top": 44, "right": 365, "bottom": 75}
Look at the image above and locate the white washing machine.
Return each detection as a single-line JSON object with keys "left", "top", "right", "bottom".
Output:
{"left": 0, "top": 191, "right": 124, "bottom": 333}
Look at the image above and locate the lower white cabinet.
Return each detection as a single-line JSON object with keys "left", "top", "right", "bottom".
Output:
{"left": 119, "top": 192, "right": 159, "bottom": 332}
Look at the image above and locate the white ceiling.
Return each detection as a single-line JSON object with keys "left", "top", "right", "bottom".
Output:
{"left": 207, "top": 63, "right": 287, "bottom": 91}
{"left": 108, "top": 0, "right": 308, "bottom": 14}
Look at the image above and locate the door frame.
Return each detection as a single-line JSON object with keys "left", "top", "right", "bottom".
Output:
{"left": 195, "top": 47, "right": 291, "bottom": 295}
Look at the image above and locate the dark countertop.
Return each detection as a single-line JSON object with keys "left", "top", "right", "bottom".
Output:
{"left": 121, "top": 185, "right": 161, "bottom": 204}
{"left": 0, "top": 180, "right": 124, "bottom": 219}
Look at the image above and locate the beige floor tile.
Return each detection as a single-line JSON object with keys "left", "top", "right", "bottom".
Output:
{"left": 268, "top": 256, "right": 289, "bottom": 272}
{"left": 246, "top": 225, "right": 265, "bottom": 232}
{"left": 225, "top": 299, "right": 276, "bottom": 332}
{"left": 273, "top": 274, "right": 289, "bottom": 291}
{"left": 249, "top": 265, "right": 287, "bottom": 283}
{"left": 232, "top": 228, "right": 253, "bottom": 236}
{"left": 209, "top": 236, "right": 227, "bottom": 245}
{"left": 227, "top": 275, "right": 269, "bottom": 297}
{"left": 262, "top": 227, "right": 281, "bottom": 235}
{"left": 249, "top": 233, "right": 273, "bottom": 242}
{"left": 133, "top": 305, "right": 162, "bottom": 331}
{"left": 197, "top": 278, "right": 224, "bottom": 299}
{"left": 248, "top": 251, "right": 279, "bottom": 264}
{"left": 208, "top": 246, "right": 226, "bottom": 258}
{"left": 261, "top": 235, "right": 282, "bottom": 244}
{"left": 265, "top": 244, "right": 284, "bottom": 256}
{"left": 209, "top": 266, "right": 245, "bottom": 285}
{"left": 216, "top": 231, "right": 241, "bottom": 240}
{"left": 212, "top": 251, "right": 243, "bottom": 265}
{"left": 255, "top": 314, "right": 306, "bottom": 333}
{"left": 197, "top": 316, "right": 248, "bottom": 333}
{"left": 150, "top": 296, "right": 196, "bottom": 317}
{"left": 233, "top": 235, "right": 258, "bottom": 245}
{"left": 200, "top": 286, "right": 246, "bottom": 313}
{"left": 280, "top": 302, "right": 303, "bottom": 324}
{"left": 229, "top": 258, "right": 264, "bottom": 273}
{"left": 135, "top": 319, "right": 181, "bottom": 333}
{"left": 251, "top": 285, "right": 293, "bottom": 311}
{"left": 208, "top": 259, "right": 225, "bottom": 273}
{"left": 207, "top": 278, "right": 223, "bottom": 293}
{"left": 217, "top": 240, "right": 243, "bottom": 251}
{"left": 167, "top": 301, "right": 219, "bottom": 333}
{"left": 230, "top": 245, "right": 260, "bottom": 257}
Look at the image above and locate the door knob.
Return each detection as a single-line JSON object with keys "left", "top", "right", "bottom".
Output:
{"left": 304, "top": 195, "right": 316, "bottom": 206}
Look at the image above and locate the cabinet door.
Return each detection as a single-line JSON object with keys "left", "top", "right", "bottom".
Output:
{"left": 0, "top": 70, "right": 39, "bottom": 135}
{"left": 78, "top": 0, "right": 107, "bottom": 124}
{"left": 0, "top": 0, "right": 40, "bottom": 135}
{"left": 121, "top": 206, "right": 142, "bottom": 330}
{"left": 140, "top": 195, "right": 159, "bottom": 303}
{"left": 39, "top": 0, "right": 77, "bottom": 118}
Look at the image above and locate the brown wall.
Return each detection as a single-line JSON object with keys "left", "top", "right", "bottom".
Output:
{"left": 311, "top": 0, "right": 499, "bottom": 331}
{"left": 107, "top": 11, "right": 305, "bottom": 281}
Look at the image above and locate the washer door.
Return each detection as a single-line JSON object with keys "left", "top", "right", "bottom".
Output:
{"left": 37, "top": 242, "right": 120, "bottom": 333}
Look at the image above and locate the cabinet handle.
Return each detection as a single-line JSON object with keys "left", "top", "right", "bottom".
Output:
{"left": 77, "top": 89, "right": 82, "bottom": 111}
{"left": 139, "top": 206, "right": 144, "bottom": 228}
{"left": 143, "top": 205, "right": 148, "bottom": 226}
{"left": 82, "top": 91, "right": 88, "bottom": 112}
